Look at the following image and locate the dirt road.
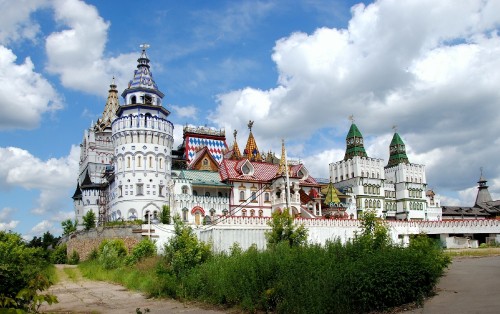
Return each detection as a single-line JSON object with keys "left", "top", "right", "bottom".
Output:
{"left": 40, "top": 265, "right": 224, "bottom": 314}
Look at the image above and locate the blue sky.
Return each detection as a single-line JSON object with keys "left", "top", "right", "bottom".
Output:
{"left": 1, "top": 0, "right": 500, "bottom": 238}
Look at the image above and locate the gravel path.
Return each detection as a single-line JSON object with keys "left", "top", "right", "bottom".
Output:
{"left": 40, "top": 265, "right": 224, "bottom": 314}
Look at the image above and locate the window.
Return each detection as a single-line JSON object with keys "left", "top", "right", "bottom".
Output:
{"left": 193, "top": 190, "right": 198, "bottom": 196}
{"left": 205, "top": 192, "right": 210, "bottom": 197}
{"left": 210, "top": 209, "right": 215, "bottom": 217}
{"left": 137, "top": 156, "right": 142, "bottom": 167}
{"left": 131, "top": 96, "right": 136, "bottom": 104}
{"left": 203, "top": 158, "right": 209, "bottom": 166}
{"left": 241, "top": 209, "right": 247, "bottom": 217}
{"left": 149, "top": 156, "right": 153, "bottom": 168}
{"left": 145, "top": 94, "right": 152, "bottom": 104}
{"left": 264, "top": 192, "right": 270, "bottom": 202}
{"left": 181, "top": 186, "right": 188, "bottom": 194}
{"left": 250, "top": 209, "right": 255, "bottom": 217}
{"left": 182, "top": 208, "right": 188, "bottom": 221}
{"left": 222, "top": 209, "right": 228, "bottom": 216}
{"left": 127, "top": 157, "right": 131, "bottom": 168}
{"left": 239, "top": 191, "right": 245, "bottom": 201}
{"left": 258, "top": 209, "right": 263, "bottom": 217}
{"left": 159, "top": 158, "right": 163, "bottom": 169}
{"left": 251, "top": 191, "right": 257, "bottom": 202}
{"left": 242, "top": 164, "right": 250, "bottom": 174}
{"left": 136, "top": 184, "right": 144, "bottom": 195}
{"left": 158, "top": 185, "right": 164, "bottom": 197}
{"left": 218, "top": 192, "right": 223, "bottom": 197}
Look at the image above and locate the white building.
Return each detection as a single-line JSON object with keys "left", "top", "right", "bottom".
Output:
{"left": 330, "top": 123, "right": 441, "bottom": 221}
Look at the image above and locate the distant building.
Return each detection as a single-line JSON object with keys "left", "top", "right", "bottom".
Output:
{"left": 330, "top": 123, "right": 441, "bottom": 221}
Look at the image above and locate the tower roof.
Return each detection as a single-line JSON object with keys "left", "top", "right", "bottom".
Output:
{"left": 386, "top": 132, "right": 410, "bottom": 168}
{"left": 228, "top": 129, "right": 242, "bottom": 160}
{"left": 344, "top": 123, "right": 368, "bottom": 160}
{"left": 277, "top": 139, "right": 288, "bottom": 176}
{"left": 121, "top": 45, "right": 164, "bottom": 99}
{"left": 475, "top": 172, "right": 493, "bottom": 205}
{"left": 243, "top": 121, "right": 262, "bottom": 162}
{"left": 95, "top": 78, "right": 119, "bottom": 131}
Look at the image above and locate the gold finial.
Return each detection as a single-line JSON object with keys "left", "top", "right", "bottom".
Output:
{"left": 348, "top": 115, "right": 355, "bottom": 123}
{"left": 139, "top": 43, "right": 150, "bottom": 51}
{"left": 248, "top": 120, "right": 254, "bottom": 131}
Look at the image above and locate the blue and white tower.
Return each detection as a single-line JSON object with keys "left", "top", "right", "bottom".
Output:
{"left": 109, "top": 45, "right": 174, "bottom": 221}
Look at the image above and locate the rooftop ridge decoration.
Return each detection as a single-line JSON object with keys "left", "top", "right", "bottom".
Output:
{"left": 183, "top": 125, "right": 226, "bottom": 137}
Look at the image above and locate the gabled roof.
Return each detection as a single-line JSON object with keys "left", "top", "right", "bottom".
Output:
{"left": 185, "top": 134, "right": 227, "bottom": 164}
{"left": 179, "top": 170, "right": 230, "bottom": 187}
{"left": 187, "top": 146, "right": 220, "bottom": 171}
{"left": 72, "top": 183, "right": 82, "bottom": 200}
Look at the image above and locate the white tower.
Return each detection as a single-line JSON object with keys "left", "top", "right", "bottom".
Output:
{"left": 109, "top": 45, "right": 174, "bottom": 221}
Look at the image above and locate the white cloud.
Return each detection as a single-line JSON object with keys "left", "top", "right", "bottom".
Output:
{"left": 0, "top": 207, "right": 19, "bottom": 231}
{"left": 0, "top": 46, "right": 62, "bottom": 130}
{"left": 0, "top": 0, "right": 48, "bottom": 44}
{"left": 45, "top": 0, "right": 135, "bottom": 96}
{"left": 171, "top": 105, "right": 198, "bottom": 119}
{"left": 211, "top": 0, "right": 500, "bottom": 198}
{"left": 0, "top": 145, "right": 80, "bottom": 215}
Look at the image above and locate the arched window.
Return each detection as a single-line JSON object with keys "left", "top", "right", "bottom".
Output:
{"left": 264, "top": 192, "right": 270, "bottom": 202}
{"left": 258, "top": 209, "right": 263, "bottom": 217}
{"left": 251, "top": 191, "right": 257, "bottom": 202}
{"left": 250, "top": 209, "right": 255, "bottom": 217}
{"left": 131, "top": 96, "right": 136, "bottom": 104}
{"left": 218, "top": 192, "right": 223, "bottom": 197}
{"left": 149, "top": 156, "right": 153, "bottom": 168}
{"left": 210, "top": 208, "right": 215, "bottom": 217}
{"left": 137, "top": 156, "right": 142, "bottom": 167}
{"left": 205, "top": 192, "right": 210, "bottom": 197}
{"left": 193, "top": 190, "right": 198, "bottom": 196}
{"left": 222, "top": 209, "right": 228, "bottom": 216}
{"left": 182, "top": 208, "right": 188, "bottom": 221}
{"left": 365, "top": 199, "right": 369, "bottom": 208}
{"left": 159, "top": 158, "right": 164, "bottom": 169}
{"left": 181, "top": 186, "right": 189, "bottom": 194}
{"left": 239, "top": 191, "right": 245, "bottom": 201}
{"left": 127, "top": 156, "right": 131, "bottom": 168}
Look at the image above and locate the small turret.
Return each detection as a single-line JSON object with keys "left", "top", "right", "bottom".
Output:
{"left": 243, "top": 120, "right": 262, "bottom": 162}
{"left": 344, "top": 122, "right": 368, "bottom": 160}
{"left": 475, "top": 170, "right": 493, "bottom": 206}
{"left": 386, "top": 132, "right": 409, "bottom": 168}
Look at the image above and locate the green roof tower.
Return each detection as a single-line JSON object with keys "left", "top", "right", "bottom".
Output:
{"left": 344, "top": 123, "right": 368, "bottom": 160}
{"left": 386, "top": 132, "right": 409, "bottom": 168}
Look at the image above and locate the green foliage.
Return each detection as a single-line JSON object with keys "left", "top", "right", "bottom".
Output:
{"left": 125, "top": 239, "right": 157, "bottom": 266}
{"left": 160, "top": 205, "right": 171, "bottom": 224}
{"left": 82, "top": 210, "right": 96, "bottom": 231}
{"left": 97, "top": 239, "right": 127, "bottom": 270}
{"left": 88, "top": 248, "right": 99, "bottom": 260}
{"left": 265, "top": 210, "right": 308, "bottom": 247}
{"left": 68, "top": 250, "right": 80, "bottom": 265}
{"left": 105, "top": 219, "right": 143, "bottom": 227}
{"left": 161, "top": 216, "right": 212, "bottom": 279}
{"left": 355, "top": 209, "right": 391, "bottom": 251}
{"left": 0, "top": 231, "right": 58, "bottom": 312}
{"left": 61, "top": 219, "right": 78, "bottom": 236}
{"left": 51, "top": 244, "right": 68, "bottom": 264}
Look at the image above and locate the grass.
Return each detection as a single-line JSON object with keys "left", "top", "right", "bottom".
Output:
{"left": 79, "top": 256, "right": 163, "bottom": 295}
{"left": 63, "top": 267, "right": 80, "bottom": 282}
{"left": 445, "top": 247, "right": 500, "bottom": 258}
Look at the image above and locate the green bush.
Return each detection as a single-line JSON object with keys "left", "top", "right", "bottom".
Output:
{"left": 51, "top": 244, "right": 68, "bottom": 264}
{"left": 265, "top": 210, "right": 308, "bottom": 247}
{"left": 125, "top": 239, "right": 157, "bottom": 265}
{"left": 0, "top": 231, "right": 57, "bottom": 311}
{"left": 68, "top": 250, "right": 80, "bottom": 265}
{"left": 97, "top": 239, "right": 127, "bottom": 270}
{"left": 161, "top": 216, "right": 212, "bottom": 279}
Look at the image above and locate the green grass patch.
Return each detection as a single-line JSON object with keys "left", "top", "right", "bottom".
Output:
{"left": 63, "top": 267, "right": 80, "bottom": 282}
{"left": 445, "top": 247, "right": 500, "bottom": 258}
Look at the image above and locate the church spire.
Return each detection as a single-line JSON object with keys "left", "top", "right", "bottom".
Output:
{"left": 386, "top": 130, "right": 410, "bottom": 168}
{"left": 229, "top": 129, "right": 242, "bottom": 160}
{"left": 475, "top": 169, "right": 493, "bottom": 205}
{"left": 344, "top": 117, "right": 368, "bottom": 160}
{"left": 121, "top": 44, "right": 165, "bottom": 103}
{"left": 277, "top": 139, "right": 288, "bottom": 175}
{"left": 96, "top": 77, "right": 119, "bottom": 131}
{"left": 243, "top": 120, "right": 262, "bottom": 161}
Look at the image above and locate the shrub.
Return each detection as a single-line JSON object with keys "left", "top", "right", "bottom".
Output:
{"left": 162, "top": 216, "right": 212, "bottom": 279}
{"left": 51, "top": 244, "right": 68, "bottom": 264}
{"left": 61, "top": 219, "right": 78, "bottom": 236}
{"left": 160, "top": 205, "right": 171, "bottom": 224}
{"left": 265, "top": 210, "right": 308, "bottom": 247}
{"left": 68, "top": 250, "right": 80, "bottom": 265}
{"left": 125, "top": 239, "right": 157, "bottom": 265}
{"left": 0, "top": 231, "right": 58, "bottom": 311}
{"left": 97, "top": 239, "right": 127, "bottom": 270}
{"left": 82, "top": 210, "right": 96, "bottom": 231}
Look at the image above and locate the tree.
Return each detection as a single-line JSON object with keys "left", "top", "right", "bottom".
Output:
{"left": 61, "top": 219, "right": 78, "bottom": 236}
{"left": 355, "top": 209, "right": 390, "bottom": 250}
{"left": 265, "top": 210, "right": 308, "bottom": 247}
{"left": 82, "top": 210, "right": 96, "bottom": 231}
{"left": 160, "top": 205, "right": 171, "bottom": 224}
{"left": 0, "top": 231, "right": 58, "bottom": 311}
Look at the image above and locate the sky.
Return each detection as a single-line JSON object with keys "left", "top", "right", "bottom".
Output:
{"left": 1, "top": 0, "right": 500, "bottom": 239}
